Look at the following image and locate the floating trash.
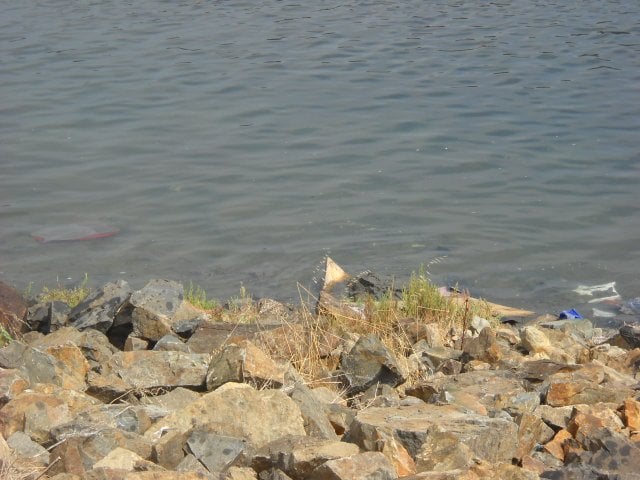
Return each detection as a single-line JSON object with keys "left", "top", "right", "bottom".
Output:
{"left": 558, "top": 308, "right": 584, "bottom": 320}
{"left": 31, "top": 222, "right": 119, "bottom": 243}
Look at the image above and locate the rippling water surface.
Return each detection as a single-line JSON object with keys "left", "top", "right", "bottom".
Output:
{"left": 2, "top": 0, "right": 639, "bottom": 311}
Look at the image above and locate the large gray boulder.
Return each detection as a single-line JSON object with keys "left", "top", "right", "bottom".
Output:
{"left": 100, "top": 350, "right": 210, "bottom": 390}
{"left": 67, "top": 280, "right": 132, "bottom": 333}
{"left": 128, "top": 279, "right": 203, "bottom": 341}
{"left": 337, "top": 334, "right": 405, "bottom": 396}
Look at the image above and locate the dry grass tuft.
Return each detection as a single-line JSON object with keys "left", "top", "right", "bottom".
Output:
{"left": 38, "top": 274, "right": 91, "bottom": 308}
{"left": 0, "top": 452, "right": 45, "bottom": 480}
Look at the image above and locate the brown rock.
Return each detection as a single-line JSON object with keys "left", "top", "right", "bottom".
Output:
{"left": 44, "top": 343, "right": 90, "bottom": 391}
{"left": 622, "top": 397, "right": 640, "bottom": 432}
{"left": 462, "top": 327, "right": 502, "bottom": 364}
{"left": 0, "top": 368, "right": 29, "bottom": 407}
{"left": 226, "top": 466, "right": 259, "bottom": 480}
{"left": 516, "top": 413, "right": 555, "bottom": 460}
{"left": 206, "top": 340, "right": 286, "bottom": 391}
{"left": 532, "top": 405, "right": 574, "bottom": 430}
{"left": 144, "top": 384, "right": 306, "bottom": 449}
{"left": 348, "top": 402, "right": 518, "bottom": 463}
{"left": 573, "top": 403, "right": 624, "bottom": 431}
{"left": 543, "top": 429, "right": 572, "bottom": 461}
{"left": 188, "top": 320, "right": 282, "bottom": 355}
{"left": 0, "top": 280, "right": 28, "bottom": 338}
{"left": 307, "top": 451, "right": 396, "bottom": 480}
{"left": 124, "top": 336, "right": 149, "bottom": 351}
{"left": 545, "top": 380, "right": 633, "bottom": 407}
{"left": 31, "top": 326, "right": 118, "bottom": 372}
{"left": 414, "top": 430, "right": 473, "bottom": 472}
{"left": 521, "top": 454, "right": 548, "bottom": 475}
{"left": 252, "top": 435, "right": 361, "bottom": 480}
{"left": 92, "top": 447, "right": 164, "bottom": 472}
{"left": 0, "top": 384, "right": 100, "bottom": 444}
{"left": 48, "top": 428, "right": 153, "bottom": 477}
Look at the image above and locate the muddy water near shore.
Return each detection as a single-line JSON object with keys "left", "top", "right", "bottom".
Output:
{"left": 2, "top": 1, "right": 639, "bottom": 312}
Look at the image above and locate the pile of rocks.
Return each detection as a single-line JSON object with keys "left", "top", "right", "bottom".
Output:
{"left": 0, "top": 278, "right": 639, "bottom": 480}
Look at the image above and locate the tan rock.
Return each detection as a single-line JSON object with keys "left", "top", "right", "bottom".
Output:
{"left": 521, "top": 454, "right": 548, "bottom": 475}
{"left": 93, "top": 447, "right": 164, "bottom": 471}
{"left": 48, "top": 428, "right": 154, "bottom": 477}
{"left": 44, "top": 343, "right": 90, "bottom": 391}
{"left": 543, "top": 429, "right": 572, "bottom": 461}
{"left": 516, "top": 413, "right": 555, "bottom": 460}
{"left": 0, "top": 384, "right": 100, "bottom": 444}
{"left": 0, "top": 368, "right": 29, "bottom": 407}
{"left": 30, "top": 326, "right": 117, "bottom": 371}
{"left": 622, "top": 397, "right": 640, "bottom": 432}
{"left": 102, "top": 350, "right": 210, "bottom": 390}
{"left": 348, "top": 402, "right": 518, "bottom": 463}
{"left": 307, "top": 451, "right": 396, "bottom": 480}
{"left": 415, "top": 430, "right": 473, "bottom": 472}
{"left": 573, "top": 403, "right": 624, "bottom": 430}
{"left": 462, "top": 327, "right": 502, "bottom": 364}
{"left": 252, "top": 435, "right": 361, "bottom": 480}
{"left": 145, "top": 384, "right": 306, "bottom": 449}
{"left": 545, "top": 379, "right": 633, "bottom": 406}
{"left": 225, "top": 466, "right": 258, "bottom": 480}
{"left": 206, "top": 340, "right": 286, "bottom": 391}
{"left": 532, "top": 405, "right": 574, "bottom": 429}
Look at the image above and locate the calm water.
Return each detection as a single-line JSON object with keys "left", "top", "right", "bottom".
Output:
{"left": 1, "top": 0, "right": 639, "bottom": 314}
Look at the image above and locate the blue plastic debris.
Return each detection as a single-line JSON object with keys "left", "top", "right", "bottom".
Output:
{"left": 558, "top": 309, "right": 584, "bottom": 320}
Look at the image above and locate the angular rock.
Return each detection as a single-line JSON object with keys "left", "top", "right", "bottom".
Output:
{"left": 0, "top": 340, "right": 89, "bottom": 390}
{"left": 129, "top": 279, "right": 203, "bottom": 341}
{"left": 622, "top": 398, "right": 640, "bottom": 432}
{"left": 545, "top": 379, "right": 633, "bottom": 407}
{"left": 0, "top": 280, "right": 28, "bottom": 338}
{"left": 516, "top": 413, "right": 555, "bottom": 460}
{"left": 288, "top": 383, "right": 339, "bottom": 440}
{"left": 139, "top": 386, "right": 201, "bottom": 411}
{"left": 620, "top": 324, "right": 640, "bottom": 349}
{"left": 48, "top": 428, "right": 153, "bottom": 477}
{"left": 0, "top": 383, "right": 100, "bottom": 443}
{"left": 564, "top": 425, "right": 640, "bottom": 477}
{"left": 226, "top": 466, "right": 259, "bottom": 480}
{"left": 27, "top": 300, "right": 70, "bottom": 334}
{"left": 396, "top": 319, "right": 445, "bottom": 347}
{"left": 413, "top": 345, "right": 462, "bottom": 371}
{"left": 206, "top": 340, "right": 285, "bottom": 391}
{"left": 307, "top": 451, "right": 396, "bottom": 480}
{"left": 0, "top": 367, "right": 29, "bottom": 407}
{"left": 145, "top": 384, "right": 306, "bottom": 449}
{"left": 414, "top": 429, "right": 472, "bottom": 472}
{"left": 52, "top": 404, "right": 154, "bottom": 441}
{"left": 337, "top": 334, "right": 405, "bottom": 396}
{"left": 176, "top": 453, "right": 211, "bottom": 475}
{"left": 68, "top": 280, "right": 132, "bottom": 333}
{"left": 533, "top": 405, "right": 574, "bottom": 430}
{"left": 462, "top": 327, "right": 502, "bottom": 364}
{"left": 543, "top": 429, "right": 572, "bottom": 461}
{"left": 153, "top": 334, "right": 191, "bottom": 352}
{"left": 252, "top": 435, "right": 361, "bottom": 480}
{"left": 186, "top": 430, "right": 248, "bottom": 473}
{"left": 30, "top": 326, "right": 117, "bottom": 372}
{"left": 92, "top": 447, "right": 163, "bottom": 472}
{"left": 347, "top": 402, "right": 518, "bottom": 463}
{"left": 258, "top": 469, "right": 294, "bottom": 480}
{"left": 188, "top": 320, "right": 281, "bottom": 355}
{"left": 7, "top": 430, "right": 50, "bottom": 466}
{"left": 102, "top": 350, "right": 210, "bottom": 390}
{"left": 124, "top": 335, "right": 149, "bottom": 351}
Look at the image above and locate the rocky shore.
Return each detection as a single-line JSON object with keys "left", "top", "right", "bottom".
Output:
{"left": 0, "top": 261, "right": 639, "bottom": 480}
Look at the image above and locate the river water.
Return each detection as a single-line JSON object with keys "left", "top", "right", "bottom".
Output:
{"left": 2, "top": 0, "right": 639, "bottom": 313}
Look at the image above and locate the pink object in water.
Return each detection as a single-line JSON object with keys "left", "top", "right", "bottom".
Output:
{"left": 31, "top": 222, "right": 119, "bottom": 243}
